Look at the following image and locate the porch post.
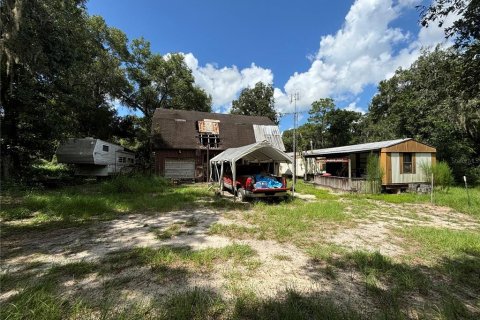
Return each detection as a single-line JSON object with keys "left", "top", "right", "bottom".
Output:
{"left": 348, "top": 157, "right": 352, "bottom": 190}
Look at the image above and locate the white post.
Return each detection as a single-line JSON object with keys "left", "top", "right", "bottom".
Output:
{"left": 463, "top": 176, "right": 471, "bottom": 207}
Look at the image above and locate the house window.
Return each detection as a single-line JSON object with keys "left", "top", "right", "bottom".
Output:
{"left": 118, "top": 157, "right": 126, "bottom": 163}
{"left": 403, "top": 153, "right": 413, "bottom": 174}
{"left": 103, "top": 145, "right": 109, "bottom": 152}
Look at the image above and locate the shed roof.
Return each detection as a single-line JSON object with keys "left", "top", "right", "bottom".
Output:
{"left": 152, "top": 109, "right": 275, "bottom": 150}
{"left": 210, "top": 141, "right": 292, "bottom": 164}
{"left": 304, "top": 138, "right": 412, "bottom": 157}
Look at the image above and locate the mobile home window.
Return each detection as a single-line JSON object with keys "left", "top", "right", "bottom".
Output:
{"left": 102, "top": 145, "right": 109, "bottom": 152}
{"left": 403, "top": 153, "right": 413, "bottom": 173}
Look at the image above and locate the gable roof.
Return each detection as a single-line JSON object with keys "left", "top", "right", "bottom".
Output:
{"left": 151, "top": 109, "right": 275, "bottom": 150}
{"left": 210, "top": 141, "right": 292, "bottom": 164}
{"left": 304, "top": 138, "right": 422, "bottom": 157}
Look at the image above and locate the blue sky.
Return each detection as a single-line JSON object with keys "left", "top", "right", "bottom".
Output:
{"left": 87, "top": 0, "right": 453, "bottom": 131}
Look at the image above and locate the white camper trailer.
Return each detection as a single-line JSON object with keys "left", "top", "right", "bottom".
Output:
{"left": 56, "top": 138, "right": 135, "bottom": 176}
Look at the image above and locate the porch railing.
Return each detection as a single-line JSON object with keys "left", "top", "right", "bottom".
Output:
{"left": 313, "top": 175, "right": 379, "bottom": 193}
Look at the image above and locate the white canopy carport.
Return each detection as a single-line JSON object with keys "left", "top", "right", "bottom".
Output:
{"left": 210, "top": 141, "right": 292, "bottom": 196}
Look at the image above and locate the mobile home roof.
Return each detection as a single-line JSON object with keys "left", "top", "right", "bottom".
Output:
{"left": 304, "top": 138, "right": 412, "bottom": 157}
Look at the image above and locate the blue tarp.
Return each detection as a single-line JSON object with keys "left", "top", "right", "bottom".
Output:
{"left": 255, "top": 174, "right": 283, "bottom": 189}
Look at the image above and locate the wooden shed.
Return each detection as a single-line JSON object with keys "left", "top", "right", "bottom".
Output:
{"left": 304, "top": 138, "right": 436, "bottom": 192}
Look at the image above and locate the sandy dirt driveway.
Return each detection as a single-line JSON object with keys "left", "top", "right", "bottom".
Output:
{"left": 1, "top": 197, "right": 479, "bottom": 317}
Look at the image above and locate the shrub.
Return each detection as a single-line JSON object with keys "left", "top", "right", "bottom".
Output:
{"left": 100, "top": 175, "right": 170, "bottom": 194}
{"left": 365, "top": 153, "right": 383, "bottom": 194}
{"left": 421, "top": 161, "right": 454, "bottom": 191}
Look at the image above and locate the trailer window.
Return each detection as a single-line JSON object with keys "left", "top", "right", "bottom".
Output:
{"left": 403, "top": 153, "right": 413, "bottom": 173}
{"left": 103, "top": 145, "right": 109, "bottom": 152}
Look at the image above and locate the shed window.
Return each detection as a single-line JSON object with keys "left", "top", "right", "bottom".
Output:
{"left": 102, "top": 145, "right": 109, "bottom": 152}
{"left": 403, "top": 153, "right": 413, "bottom": 174}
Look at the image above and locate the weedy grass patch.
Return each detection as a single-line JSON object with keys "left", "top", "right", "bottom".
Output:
{"left": 208, "top": 223, "right": 262, "bottom": 239}
{"left": 291, "top": 179, "right": 339, "bottom": 200}
{"left": 102, "top": 244, "right": 257, "bottom": 274}
{"left": 0, "top": 176, "right": 248, "bottom": 235}
{"left": 345, "top": 187, "right": 480, "bottom": 217}
{"left": 245, "top": 199, "right": 347, "bottom": 244}
{"left": 400, "top": 226, "right": 480, "bottom": 290}
{"left": 154, "top": 223, "right": 184, "bottom": 239}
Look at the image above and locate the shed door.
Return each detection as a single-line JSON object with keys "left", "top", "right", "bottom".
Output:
{"left": 164, "top": 159, "right": 195, "bottom": 179}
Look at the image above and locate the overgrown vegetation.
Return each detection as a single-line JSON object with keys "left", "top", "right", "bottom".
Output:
{"left": 2, "top": 177, "right": 480, "bottom": 319}
{"left": 365, "top": 153, "right": 383, "bottom": 194}
{"left": 401, "top": 226, "right": 480, "bottom": 290}
{"left": 421, "top": 161, "right": 455, "bottom": 191}
{"left": 345, "top": 186, "right": 480, "bottom": 217}
{"left": 290, "top": 179, "right": 338, "bottom": 200}
{"left": 0, "top": 175, "right": 223, "bottom": 228}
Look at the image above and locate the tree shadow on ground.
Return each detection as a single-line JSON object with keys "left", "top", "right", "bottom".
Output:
{"left": 303, "top": 250, "right": 480, "bottom": 319}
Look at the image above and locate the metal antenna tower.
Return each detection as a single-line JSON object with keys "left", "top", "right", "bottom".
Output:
{"left": 290, "top": 92, "right": 299, "bottom": 197}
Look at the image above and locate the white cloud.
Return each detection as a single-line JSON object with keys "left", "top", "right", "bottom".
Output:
{"left": 274, "top": 0, "right": 455, "bottom": 114}
{"left": 182, "top": 53, "right": 273, "bottom": 112}
{"left": 345, "top": 101, "right": 366, "bottom": 114}
{"left": 176, "top": 0, "right": 456, "bottom": 116}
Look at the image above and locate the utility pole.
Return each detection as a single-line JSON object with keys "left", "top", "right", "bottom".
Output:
{"left": 290, "top": 92, "right": 299, "bottom": 197}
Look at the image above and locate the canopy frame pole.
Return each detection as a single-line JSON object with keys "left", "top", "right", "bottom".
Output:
{"left": 232, "top": 160, "right": 237, "bottom": 201}
{"left": 220, "top": 162, "right": 224, "bottom": 195}
{"left": 215, "top": 163, "right": 219, "bottom": 182}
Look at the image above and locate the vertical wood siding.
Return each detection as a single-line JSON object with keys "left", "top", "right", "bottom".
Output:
{"left": 391, "top": 152, "right": 432, "bottom": 184}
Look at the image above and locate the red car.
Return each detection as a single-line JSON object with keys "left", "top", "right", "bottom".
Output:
{"left": 222, "top": 173, "right": 289, "bottom": 201}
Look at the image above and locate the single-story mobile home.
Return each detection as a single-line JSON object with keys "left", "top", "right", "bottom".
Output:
{"left": 304, "top": 138, "right": 436, "bottom": 192}
{"left": 56, "top": 138, "right": 135, "bottom": 176}
{"left": 151, "top": 109, "right": 285, "bottom": 182}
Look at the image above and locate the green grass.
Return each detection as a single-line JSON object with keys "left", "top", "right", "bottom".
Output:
{"left": 232, "top": 289, "right": 364, "bottom": 320}
{"left": 0, "top": 260, "right": 100, "bottom": 320}
{"left": 272, "top": 254, "right": 292, "bottom": 261}
{"left": 102, "top": 244, "right": 257, "bottom": 274}
{"left": 430, "top": 187, "right": 480, "bottom": 217}
{"left": 291, "top": 179, "right": 338, "bottom": 200}
{"left": 0, "top": 176, "right": 250, "bottom": 235}
{"left": 245, "top": 199, "right": 347, "bottom": 244}
{"left": 155, "top": 223, "right": 184, "bottom": 239}
{"left": 208, "top": 223, "right": 261, "bottom": 239}
{"left": 345, "top": 186, "right": 480, "bottom": 217}
{"left": 401, "top": 226, "right": 480, "bottom": 290}
{"left": 307, "top": 244, "right": 347, "bottom": 263}
{"left": 1, "top": 281, "right": 370, "bottom": 320}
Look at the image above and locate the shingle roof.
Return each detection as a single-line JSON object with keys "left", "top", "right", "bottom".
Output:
{"left": 304, "top": 138, "right": 412, "bottom": 157}
{"left": 151, "top": 109, "right": 275, "bottom": 150}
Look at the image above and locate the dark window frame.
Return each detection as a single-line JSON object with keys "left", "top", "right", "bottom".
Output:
{"left": 102, "top": 145, "right": 109, "bottom": 152}
{"left": 403, "top": 153, "right": 413, "bottom": 174}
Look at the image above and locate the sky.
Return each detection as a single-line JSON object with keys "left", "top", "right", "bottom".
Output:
{"left": 87, "top": 0, "right": 455, "bottom": 132}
